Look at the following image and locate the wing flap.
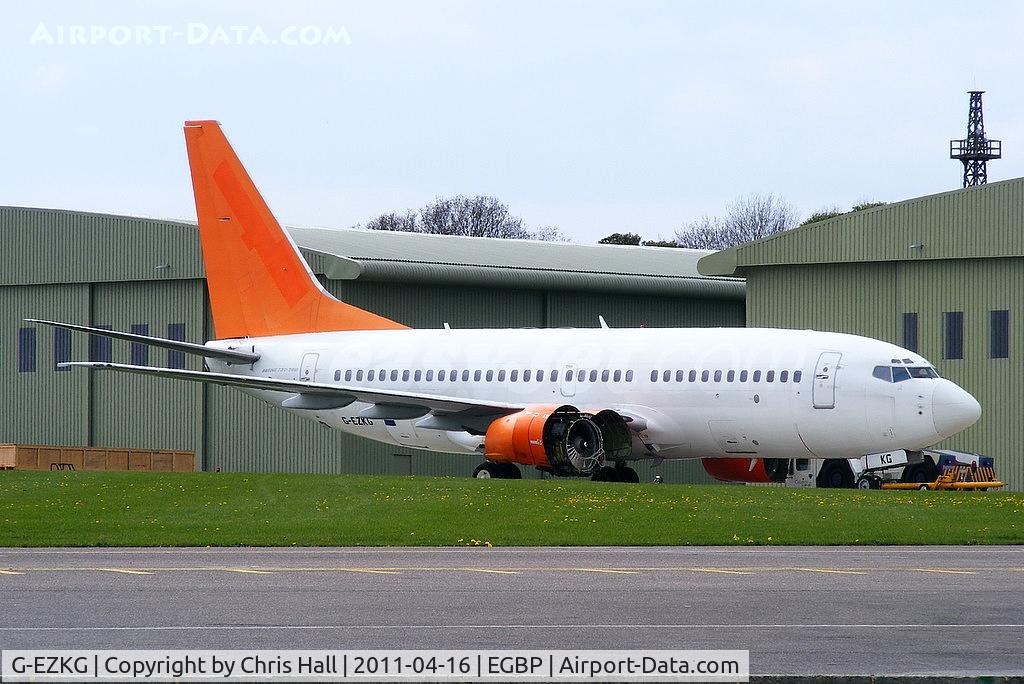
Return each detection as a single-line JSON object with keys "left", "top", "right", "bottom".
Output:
{"left": 61, "top": 362, "right": 522, "bottom": 415}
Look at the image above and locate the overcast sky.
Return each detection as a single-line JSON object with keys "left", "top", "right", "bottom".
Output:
{"left": 3, "top": 1, "right": 1023, "bottom": 243}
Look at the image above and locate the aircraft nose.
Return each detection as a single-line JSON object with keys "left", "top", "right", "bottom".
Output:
{"left": 931, "top": 380, "right": 981, "bottom": 438}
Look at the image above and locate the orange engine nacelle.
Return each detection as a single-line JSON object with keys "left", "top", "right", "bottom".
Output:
{"left": 702, "top": 457, "right": 789, "bottom": 484}
{"left": 485, "top": 405, "right": 630, "bottom": 477}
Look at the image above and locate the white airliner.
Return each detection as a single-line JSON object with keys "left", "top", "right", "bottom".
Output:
{"left": 33, "top": 121, "right": 982, "bottom": 485}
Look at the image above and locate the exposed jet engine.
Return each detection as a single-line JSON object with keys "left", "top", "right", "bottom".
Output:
{"left": 484, "top": 404, "right": 631, "bottom": 476}
{"left": 702, "top": 457, "right": 789, "bottom": 484}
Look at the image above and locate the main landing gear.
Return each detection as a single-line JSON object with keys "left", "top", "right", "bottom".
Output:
{"left": 591, "top": 463, "right": 640, "bottom": 483}
{"left": 472, "top": 462, "right": 522, "bottom": 479}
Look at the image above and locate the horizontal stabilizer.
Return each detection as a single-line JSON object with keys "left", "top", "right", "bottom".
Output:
{"left": 26, "top": 319, "right": 259, "bottom": 364}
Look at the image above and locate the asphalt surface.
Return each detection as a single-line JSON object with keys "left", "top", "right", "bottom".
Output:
{"left": 0, "top": 546, "right": 1022, "bottom": 676}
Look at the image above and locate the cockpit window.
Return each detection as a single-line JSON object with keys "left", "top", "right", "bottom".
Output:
{"left": 892, "top": 366, "right": 911, "bottom": 382}
{"left": 874, "top": 364, "right": 940, "bottom": 382}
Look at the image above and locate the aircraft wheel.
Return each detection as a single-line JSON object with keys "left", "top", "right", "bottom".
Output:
{"left": 500, "top": 462, "right": 522, "bottom": 479}
{"left": 616, "top": 465, "right": 640, "bottom": 483}
{"left": 473, "top": 462, "right": 501, "bottom": 479}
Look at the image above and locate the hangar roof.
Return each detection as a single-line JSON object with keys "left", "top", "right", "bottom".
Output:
{"left": 698, "top": 176, "right": 1024, "bottom": 277}
{"left": 1, "top": 206, "right": 743, "bottom": 300}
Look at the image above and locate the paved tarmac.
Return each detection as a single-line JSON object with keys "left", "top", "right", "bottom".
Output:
{"left": 1, "top": 546, "right": 1022, "bottom": 676}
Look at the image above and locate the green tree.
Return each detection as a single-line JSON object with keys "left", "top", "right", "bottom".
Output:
{"left": 598, "top": 232, "right": 642, "bottom": 246}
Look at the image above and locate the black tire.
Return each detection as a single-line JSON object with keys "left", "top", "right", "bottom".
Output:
{"left": 499, "top": 462, "right": 522, "bottom": 479}
{"left": 616, "top": 465, "right": 640, "bottom": 483}
{"left": 473, "top": 462, "right": 502, "bottom": 479}
{"left": 817, "top": 460, "right": 854, "bottom": 488}
{"left": 918, "top": 484, "right": 929, "bottom": 491}
{"left": 903, "top": 461, "right": 939, "bottom": 484}
{"left": 856, "top": 476, "right": 872, "bottom": 490}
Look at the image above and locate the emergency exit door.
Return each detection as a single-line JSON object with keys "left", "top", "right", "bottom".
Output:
{"left": 812, "top": 352, "right": 841, "bottom": 409}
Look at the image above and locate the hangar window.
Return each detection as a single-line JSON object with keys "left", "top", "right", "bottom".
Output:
{"left": 780, "top": 371, "right": 789, "bottom": 383}
{"left": 766, "top": 370, "right": 775, "bottom": 383}
{"left": 689, "top": 370, "right": 697, "bottom": 382}
{"left": 485, "top": 370, "right": 493, "bottom": 381}
{"left": 739, "top": 370, "right": 748, "bottom": 382}
{"left": 943, "top": 311, "right": 964, "bottom": 360}
{"left": 701, "top": 370, "right": 709, "bottom": 382}
{"left": 130, "top": 324, "right": 149, "bottom": 366}
{"left": 401, "top": 370, "right": 409, "bottom": 381}
{"left": 510, "top": 370, "right": 518, "bottom": 382}
{"left": 613, "top": 370, "right": 622, "bottom": 382}
{"left": 650, "top": 370, "right": 658, "bottom": 382}
{"left": 625, "top": 370, "right": 634, "bottom": 382}
{"left": 53, "top": 327, "right": 71, "bottom": 372}
{"left": 902, "top": 313, "right": 919, "bottom": 353}
{"left": 17, "top": 327, "right": 36, "bottom": 373}
{"left": 498, "top": 370, "right": 506, "bottom": 382}
{"left": 727, "top": 370, "right": 735, "bottom": 382}
{"left": 89, "top": 326, "right": 112, "bottom": 363}
{"left": 752, "top": 370, "right": 761, "bottom": 382}
{"left": 391, "top": 370, "right": 399, "bottom": 381}
{"left": 167, "top": 323, "right": 186, "bottom": 369}
{"left": 602, "top": 370, "right": 610, "bottom": 382}
{"left": 356, "top": 370, "right": 364, "bottom": 381}
{"left": 539, "top": 370, "right": 547, "bottom": 382}
{"left": 793, "top": 370, "right": 802, "bottom": 383}
{"left": 334, "top": 370, "right": 341, "bottom": 381}
{"left": 990, "top": 310, "right": 1009, "bottom": 359}
{"left": 713, "top": 370, "right": 722, "bottom": 382}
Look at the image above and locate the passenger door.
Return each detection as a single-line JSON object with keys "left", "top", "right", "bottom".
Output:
{"left": 299, "top": 353, "right": 319, "bottom": 382}
{"left": 812, "top": 352, "right": 841, "bottom": 409}
{"left": 560, "top": 363, "right": 576, "bottom": 397}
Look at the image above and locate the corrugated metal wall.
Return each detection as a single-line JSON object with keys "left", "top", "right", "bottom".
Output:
{"left": 746, "top": 258, "right": 1024, "bottom": 490}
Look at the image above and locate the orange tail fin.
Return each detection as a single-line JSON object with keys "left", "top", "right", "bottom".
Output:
{"left": 183, "top": 120, "right": 407, "bottom": 339}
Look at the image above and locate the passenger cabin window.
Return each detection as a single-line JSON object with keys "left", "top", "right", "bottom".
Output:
{"left": 675, "top": 370, "right": 684, "bottom": 382}
{"left": 576, "top": 369, "right": 585, "bottom": 382}
{"left": 766, "top": 371, "right": 775, "bottom": 383}
{"left": 602, "top": 370, "right": 610, "bottom": 382}
{"left": 625, "top": 370, "right": 634, "bottom": 382}
{"left": 334, "top": 370, "right": 341, "bottom": 381}
{"left": 727, "top": 370, "right": 735, "bottom": 382}
{"left": 613, "top": 370, "right": 622, "bottom": 382}
{"left": 550, "top": 370, "right": 557, "bottom": 381}
{"left": 714, "top": 370, "right": 722, "bottom": 382}
{"left": 346, "top": 370, "right": 354, "bottom": 381}
{"left": 662, "top": 370, "right": 671, "bottom": 382}
{"left": 474, "top": 370, "right": 482, "bottom": 381}
{"left": 510, "top": 370, "right": 518, "bottom": 382}
{"left": 650, "top": 370, "right": 658, "bottom": 382}
{"left": 539, "top": 370, "right": 546, "bottom": 382}
{"left": 391, "top": 370, "right": 399, "bottom": 381}
{"left": 739, "top": 370, "right": 748, "bottom": 382}
{"left": 498, "top": 370, "right": 506, "bottom": 381}
{"left": 368, "top": 370, "right": 376, "bottom": 381}
{"left": 701, "top": 370, "right": 709, "bottom": 382}
{"left": 780, "top": 370, "right": 789, "bottom": 383}
{"left": 689, "top": 370, "right": 697, "bottom": 382}
{"left": 793, "top": 370, "right": 802, "bottom": 383}
{"left": 486, "top": 370, "right": 494, "bottom": 382}
{"left": 356, "top": 370, "right": 364, "bottom": 381}
{"left": 524, "top": 370, "right": 532, "bottom": 382}
{"left": 402, "top": 370, "right": 409, "bottom": 381}
{"left": 414, "top": 370, "right": 422, "bottom": 381}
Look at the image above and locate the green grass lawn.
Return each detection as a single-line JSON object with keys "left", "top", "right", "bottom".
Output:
{"left": 1, "top": 471, "right": 1022, "bottom": 547}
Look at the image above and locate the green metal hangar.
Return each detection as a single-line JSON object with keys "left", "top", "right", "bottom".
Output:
{"left": 698, "top": 178, "right": 1024, "bottom": 490}
{"left": 1, "top": 206, "right": 744, "bottom": 482}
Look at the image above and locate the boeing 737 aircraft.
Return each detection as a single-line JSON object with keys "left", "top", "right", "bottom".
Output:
{"left": 34, "top": 121, "right": 982, "bottom": 485}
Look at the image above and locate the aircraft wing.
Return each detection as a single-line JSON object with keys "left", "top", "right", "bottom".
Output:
{"left": 61, "top": 362, "right": 523, "bottom": 420}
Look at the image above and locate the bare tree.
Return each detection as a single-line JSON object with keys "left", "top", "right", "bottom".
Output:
{"left": 675, "top": 193, "right": 798, "bottom": 249}
{"left": 365, "top": 195, "right": 565, "bottom": 241}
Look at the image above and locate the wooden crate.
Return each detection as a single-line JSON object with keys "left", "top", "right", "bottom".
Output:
{"left": 0, "top": 445, "right": 194, "bottom": 472}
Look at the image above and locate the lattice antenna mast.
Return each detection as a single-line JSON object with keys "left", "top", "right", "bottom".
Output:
{"left": 950, "top": 91, "right": 1002, "bottom": 187}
